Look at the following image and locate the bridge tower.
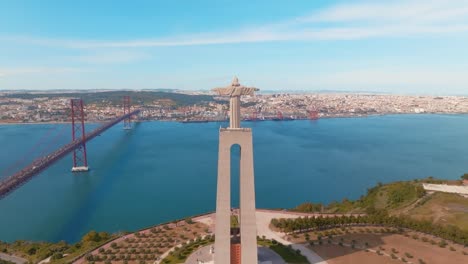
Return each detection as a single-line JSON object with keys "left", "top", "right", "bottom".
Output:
{"left": 123, "top": 96, "right": 132, "bottom": 130}
{"left": 70, "top": 99, "right": 89, "bottom": 172}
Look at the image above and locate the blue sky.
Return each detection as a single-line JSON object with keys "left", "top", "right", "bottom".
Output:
{"left": 1, "top": 0, "right": 468, "bottom": 94}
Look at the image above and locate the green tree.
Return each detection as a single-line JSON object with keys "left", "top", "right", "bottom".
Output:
{"left": 82, "top": 231, "right": 110, "bottom": 242}
{"left": 51, "top": 252, "right": 63, "bottom": 260}
{"left": 27, "top": 247, "right": 37, "bottom": 255}
{"left": 82, "top": 231, "right": 100, "bottom": 242}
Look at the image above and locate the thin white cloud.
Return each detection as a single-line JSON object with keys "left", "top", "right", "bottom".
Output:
{"left": 2, "top": 0, "right": 468, "bottom": 48}
{"left": 303, "top": 0, "right": 468, "bottom": 23}
{"left": 75, "top": 51, "right": 150, "bottom": 64}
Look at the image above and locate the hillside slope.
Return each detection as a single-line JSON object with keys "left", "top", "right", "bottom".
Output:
{"left": 292, "top": 179, "right": 468, "bottom": 231}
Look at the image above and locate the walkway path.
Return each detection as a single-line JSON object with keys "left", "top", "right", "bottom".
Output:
{"left": 256, "top": 211, "right": 328, "bottom": 264}
{"left": 184, "top": 245, "right": 286, "bottom": 264}
{"left": 0, "top": 252, "right": 27, "bottom": 264}
{"left": 153, "top": 235, "right": 210, "bottom": 264}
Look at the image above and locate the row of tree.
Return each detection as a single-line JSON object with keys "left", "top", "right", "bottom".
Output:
{"left": 271, "top": 212, "right": 468, "bottom": 246}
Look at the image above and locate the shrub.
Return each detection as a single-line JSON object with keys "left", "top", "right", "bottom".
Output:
{"left": 405, "top": 252, "right": 413, "bottom": 258}
{"left": 51, "top": 253, "right": 63, "bottom": 260}
{"left": 82, "top": 230, "right": 109, "bottom": 243}
{"left": 86, "top": 254, "right": 94, "bottom": 261}
{"left": 438, "top": 240, "right": 447, "bottom": 248}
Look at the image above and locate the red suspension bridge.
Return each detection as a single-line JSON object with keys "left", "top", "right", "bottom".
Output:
{"left": 0, "top": 97, "right": 139, "bottom": 199}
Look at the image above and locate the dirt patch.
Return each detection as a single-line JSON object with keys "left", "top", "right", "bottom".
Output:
{"left": 309, "top": 231, "right": 468, "bottom": 264}
{"left": 312, "top": 244, "right": 400, "bottom": 264}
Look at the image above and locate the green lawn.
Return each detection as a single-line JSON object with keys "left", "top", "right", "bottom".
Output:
{"left": 162, "top": 236, "right": 214, "bottom": 264}
{"left": 269, "top": 244, "right": 309, "bottom": 264}
{"left": 257, "top": 237, "right": 309, "bottom": 264}
{"left": 163, "top": 237, "right": 310, "bottom": 264}
{"left": 324, "top": 181, "right": 425, "bottom": 214}
{"left": 231, "top": 215, "right": 239, "bottom": 228}
{"left": 408, "top": 192, "right": 468, "bottom": 231}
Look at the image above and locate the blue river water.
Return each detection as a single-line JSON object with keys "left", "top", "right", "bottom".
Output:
{"left": 0, "top": 114, "right": 468, "bottom": 243}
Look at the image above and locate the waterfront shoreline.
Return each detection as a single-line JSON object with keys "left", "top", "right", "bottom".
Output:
{"left": 1, "top": 115, "right": 468, "bottom": 243}
{"left": 2, "top": 112, "right": 468, "bottom": 126}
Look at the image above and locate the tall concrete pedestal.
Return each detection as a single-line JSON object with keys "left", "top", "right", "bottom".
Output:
{"left": 213, "top": 77, "right": 259, "bottom": 264}
{"left": 214, "top": 128, "right": 257, "bottom": 264}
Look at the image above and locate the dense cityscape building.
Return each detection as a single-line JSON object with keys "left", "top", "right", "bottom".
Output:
{"left": 1, "top": 91, "right": 468, "bottom": 123}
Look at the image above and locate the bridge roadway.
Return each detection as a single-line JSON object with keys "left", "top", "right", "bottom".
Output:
{"left": 0, "top": 109, "right": 140, "bottom": 199}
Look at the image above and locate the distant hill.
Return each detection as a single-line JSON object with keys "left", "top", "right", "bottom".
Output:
{"left": 2, "top": 91, "right": 214, "bottom": 107}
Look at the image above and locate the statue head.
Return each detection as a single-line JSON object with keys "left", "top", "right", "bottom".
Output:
{"left": 231, "top": 76, "right": 240, "bottom": 87}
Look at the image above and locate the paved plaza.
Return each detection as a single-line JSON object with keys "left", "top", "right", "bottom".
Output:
{"left": 184, "top": 245, "right": 286, "bottom": 264}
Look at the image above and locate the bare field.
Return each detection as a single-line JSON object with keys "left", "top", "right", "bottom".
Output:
{"left": 312, "top": 244, "right": 401, "bottom": 264}
{"left": 305, "top": 228, "right": 468, "bottom": 264}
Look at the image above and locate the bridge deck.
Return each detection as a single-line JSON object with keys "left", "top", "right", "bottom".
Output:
{"left": 0, "top": 110, "right": 140, "bottom": 199}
